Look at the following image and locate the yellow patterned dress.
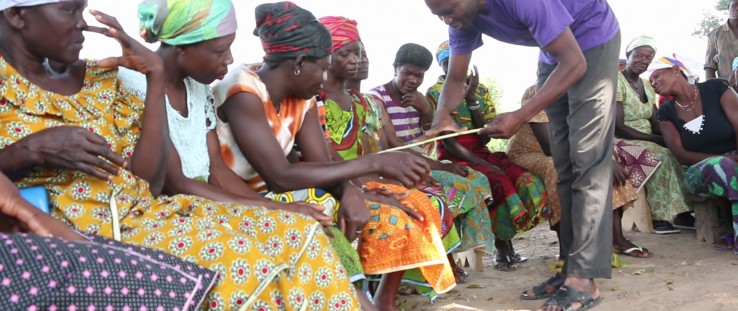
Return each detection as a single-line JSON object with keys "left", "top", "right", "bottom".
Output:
{"left": 0, "top": 59, "right": 359, "bottom": 311}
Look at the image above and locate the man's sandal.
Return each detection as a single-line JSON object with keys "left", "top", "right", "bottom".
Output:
{"left": 542, "top": 286, "right": 601, "bottom": 311}
{"left": 520, "top": 273, "right": 565, "bottom": 300}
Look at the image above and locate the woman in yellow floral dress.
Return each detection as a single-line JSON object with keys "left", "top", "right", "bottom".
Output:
{"left": 0, "top": 0, "right": 360, "bottom": 310}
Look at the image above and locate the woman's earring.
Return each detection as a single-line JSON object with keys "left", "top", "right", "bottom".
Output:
{"left": 294, "top": 68, "right": 301, "bottom": 76}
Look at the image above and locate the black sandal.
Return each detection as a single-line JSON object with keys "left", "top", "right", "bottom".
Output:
{"left": 520, "top": 273, "right": 565, "bottom": 300}
{"left": 541, "top": 285, "right": 601, "bottom": 311}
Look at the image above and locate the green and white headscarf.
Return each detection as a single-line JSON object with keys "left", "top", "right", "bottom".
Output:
{"left": 138, "top": 0, "right": 237, "bottom": 46}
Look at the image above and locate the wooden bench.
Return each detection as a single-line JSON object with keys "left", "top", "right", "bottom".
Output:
{"left": 621, "top": 189, "right": 653, "bottom": 233}
{"left": 687, "top": 194, "right": 731, "bottom": 244}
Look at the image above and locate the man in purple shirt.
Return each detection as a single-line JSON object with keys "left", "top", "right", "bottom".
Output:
{"left": 424, "top": 0, "right": 620, "bottom": 310}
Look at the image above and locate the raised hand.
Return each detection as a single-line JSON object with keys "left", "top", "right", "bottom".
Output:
{"left": 86, "top": 9, "right": 163, "bottom": 74}
{"left": 464, "top": 65, "right": 479, "bottom": 101}
{"left": 401, "top": 91, "right": 431, "bottom": 112}
{"left": 25, "top": 126, "right": 126, "bottom": 180}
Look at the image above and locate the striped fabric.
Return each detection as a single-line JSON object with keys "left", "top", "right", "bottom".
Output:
{"left": 369, "top": 84, "right": 423, "bottom": 143}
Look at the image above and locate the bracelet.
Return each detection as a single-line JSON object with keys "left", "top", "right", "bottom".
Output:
{"left": 468, "top": 105, "right": 480, "bottom": 111}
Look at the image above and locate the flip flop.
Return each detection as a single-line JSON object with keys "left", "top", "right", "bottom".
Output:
{"left": 542, "top": 285, "right": 602, "bottom": 311}
{"left": 616, "top": 246, "right": 653, "bottom": 258}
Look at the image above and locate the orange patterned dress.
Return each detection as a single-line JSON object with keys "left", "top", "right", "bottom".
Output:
{"left": 0, "top": 59, "right": 359, "bottom": 311}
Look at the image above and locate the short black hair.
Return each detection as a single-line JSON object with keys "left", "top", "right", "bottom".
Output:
{"left": 393, "top": 43, "right": 433, "bottom": 71}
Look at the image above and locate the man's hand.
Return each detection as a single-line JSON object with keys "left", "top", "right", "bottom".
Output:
{"left": 480, "top": 111, "right": 524, "bottom": 139}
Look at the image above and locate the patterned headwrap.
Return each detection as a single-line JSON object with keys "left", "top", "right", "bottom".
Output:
{"left": 0, "top": 0, "right": 71, "bottom": 11}
{"left": 732, "top": 56, "right": 738, "bottom": 72}
{"left": 436, "top": 40, "right": 450, "bottom": 65}
{"left": 138, "top": 0, "right": 237, "bottom": 46}
{"left": 254, "top": 1, "right": 332, "bottom": 62}
{"left": 625, "top": 35, "right": 657, "bottom": 55}
{"left": 318, "top": 16, "right": 361, "bottom": 53}
{"left": 647, "top": 53, "right": 700, "bottom": 83}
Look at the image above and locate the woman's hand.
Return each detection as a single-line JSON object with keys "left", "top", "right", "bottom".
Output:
{"left": 0, "top": 173, "right": 84, "bottom": 241}
{"left": 26, "top": 126, "right": 126, "bottom": 180}
{"left": 267, "top": 201, "right": 333, "bottom": 227}
{"left": 362, "top": 187, "right": 424, "bottom": 222}
{"left": 464, "top": 65, "right": 479, "bottom": 101}
{"left": 337, "top": 186, "right": 370, "bottom": 242}
{"left": 437, "top": 162, "right": 469, "bottom": 177}
{"left": 368, "top": 152, "right": 432, "bottom": 187}
{"left": 86, "top": 9, "right": 163, "bottom": 74}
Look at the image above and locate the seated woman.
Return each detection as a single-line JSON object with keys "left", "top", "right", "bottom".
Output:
{"left": 314, "top": 16, "right": 457, "bottom": 308}
{"left": 0, "top": 171, "right": 216, "bottom": 310}
{"left": 508, "top": 84, "right": 657, "bottom": 300}
{"left": 0, "top": 1, "right": 360, "bottom": 310}
{"left": 212, "top": 5, "right": 453, "bottom": 310}
{"left": 652, "top": 55, "right": 738, "bottom": 254}
{"left": 346, "top": 40, "right": 495, "bottom": 283}
{"left": 426, "top": 41, "right": 546, "bottom": 271}
{"left": 616, "top": 35, "right": 691, "bottom": 233}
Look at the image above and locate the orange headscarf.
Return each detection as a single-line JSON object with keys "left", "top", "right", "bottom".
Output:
{"left": 318, "top": 16, "right": 361, "bottom": 53}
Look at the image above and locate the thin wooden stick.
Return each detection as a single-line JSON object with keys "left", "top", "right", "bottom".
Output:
{"left": 378, "top": 128, "right": 483, "bottom": 153}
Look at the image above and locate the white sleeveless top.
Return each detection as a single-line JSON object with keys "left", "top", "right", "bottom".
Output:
{"left": 117, "top": 67, "right": 216, "bottom": 181}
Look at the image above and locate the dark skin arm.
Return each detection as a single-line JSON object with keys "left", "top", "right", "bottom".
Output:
{"left": 439, "top": 136, "right": 504, "bottom": 174}
{"left": 649, "top": 106, "right": 662, "bottom": 135}
{"left": 482, "top": 28, "right": 587, "bottom": 138}
{"left": 530, "top": 122, "right": 552, "bottom": 157}
{"left": 162, "top": 130, "right": 266, "bottom": 204}
{"left": 87, "top": 10, "right": 168, "bottom": 195}
{"left": 615, "top": 101, "right": 664, "bottom": 145}
{"left": 220, "top": 92, "right": 429, "bottom": 192}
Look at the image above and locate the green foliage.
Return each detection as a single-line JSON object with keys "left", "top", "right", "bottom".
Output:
{"left": 716, "top": 0, "right": 731, "bottom": 11}
{"left": 694, "top": 0, "right": 730, "bottom": 38}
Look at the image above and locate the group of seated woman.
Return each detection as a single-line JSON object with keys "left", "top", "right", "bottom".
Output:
{"left": 5, "top": 0, "right": 737, "bottom": 309}
{"left": 0, "top": 0, "right": 548, "bottom": 310}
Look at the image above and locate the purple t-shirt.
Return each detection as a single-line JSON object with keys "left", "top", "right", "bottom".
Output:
{"left": 449, "top": 0, "right": 619, "bottom": 64}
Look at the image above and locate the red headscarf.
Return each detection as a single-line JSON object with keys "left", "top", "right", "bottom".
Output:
{"left": 318, "top": 16, "right": 361, "bottom": 53}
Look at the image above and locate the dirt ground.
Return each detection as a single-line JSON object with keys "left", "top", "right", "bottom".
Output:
{"left": 398, "top": 224, "right": 738, "bottom": 311}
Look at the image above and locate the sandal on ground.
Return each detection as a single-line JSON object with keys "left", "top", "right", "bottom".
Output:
{"left": 714, "top": 235, "right": 735, "bottom": 251}
{"left": 521, "top": 273, "right": 565, "bottom": 300}
{"left": 614, "top": 246, "right": 652, "bottom": 258}
{"left": 542, "top": 286, "right": 601, "bottom": 311}
{"left": 493, "top": 254, "right": 517, "bottom": 272}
